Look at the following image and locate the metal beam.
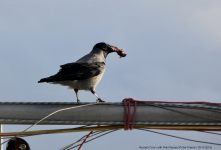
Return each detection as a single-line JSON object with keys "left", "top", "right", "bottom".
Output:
{"left": 0, "top": 102, "right": 220, "bottom": 125}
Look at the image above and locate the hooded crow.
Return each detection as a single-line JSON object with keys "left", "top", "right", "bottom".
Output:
{"left": 38, "top": 42, "right": 127, "bottom": 102}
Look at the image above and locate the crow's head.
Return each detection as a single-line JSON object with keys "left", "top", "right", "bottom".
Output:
{"left": 6, "top": 137, "right": 31, "bottom": 150}
{"left": 93, "top": 42, "right": 127, "bottom": 58}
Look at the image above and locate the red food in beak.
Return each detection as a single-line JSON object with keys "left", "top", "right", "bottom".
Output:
{"left": 112, "top": 46, "right": 127, "bottom": 58}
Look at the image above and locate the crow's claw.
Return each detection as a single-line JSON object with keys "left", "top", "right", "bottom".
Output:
{"left": 96, "top": 99, "right": 105, "bottom": 103}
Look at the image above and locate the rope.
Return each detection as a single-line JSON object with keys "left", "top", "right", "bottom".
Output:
{"left": 138, "top": 128, "right": 221, "bottom": 146}
{"left": 122, "top": 98, "right": 221, "bottom": 131}
{"left": 123, "top": 99, "right": 137, "bottom": 130}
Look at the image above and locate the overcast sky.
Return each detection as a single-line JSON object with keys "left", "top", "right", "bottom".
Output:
{"left": 1, "top": 0, "right": 221, "bottom": 150}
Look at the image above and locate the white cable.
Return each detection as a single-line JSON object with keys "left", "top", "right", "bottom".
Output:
{"left": 1, "top": 103, "right": 98, "bottom": 146}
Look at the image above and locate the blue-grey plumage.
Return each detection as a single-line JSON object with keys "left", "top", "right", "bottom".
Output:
{"left": 38, "top": 42, "right": 127, "bottom": 102}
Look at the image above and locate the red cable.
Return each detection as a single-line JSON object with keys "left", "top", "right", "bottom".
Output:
{"left": 127, "top": 100, "right": 130, "bottom": 130}
{"left": 124, "top": 100, "right": 127, "bottom": 131}
{"left": 78, "top": 131, "right": 93, "bottom": 150}
{"left": 78, "top": 125, "right": 100, "bottom": 150}
{"left": 131, "top": 102, "right": 137, "bottom": 130}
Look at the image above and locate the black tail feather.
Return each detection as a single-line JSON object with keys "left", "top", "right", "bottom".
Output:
{"left": 38, "top": 77, "right": 56, "bottom": 83}
{"left": 38, "top": 75, "right": 70, "bottom": 83}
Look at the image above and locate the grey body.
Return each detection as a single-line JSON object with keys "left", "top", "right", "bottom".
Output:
{"left": 53, "top": 48, "right": 106, "bottom": 92}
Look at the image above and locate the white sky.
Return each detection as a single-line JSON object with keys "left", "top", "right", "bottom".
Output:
{"left": 0, "top": 0, "right": 221, "bottom": 150}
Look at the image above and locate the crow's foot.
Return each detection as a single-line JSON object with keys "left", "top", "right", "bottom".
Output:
{"left": 77, "top": 99, "right": 80, "bottom": 103}
{"left": 96, "top": 98, "right": 105, "bottom": 103}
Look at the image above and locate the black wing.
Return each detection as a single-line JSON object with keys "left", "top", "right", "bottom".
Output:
{"left": 38, "top": 62, "right": 105, "bottom": 83}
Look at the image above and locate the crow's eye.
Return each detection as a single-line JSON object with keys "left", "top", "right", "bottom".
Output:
{"left": 19, "top": 144, "right": 26, "bottom": 150}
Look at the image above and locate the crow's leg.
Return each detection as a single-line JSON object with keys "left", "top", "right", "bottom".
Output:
{"left": 74, "top": 89, "right": 80, "bottom": 103}
{"left": 91, "top": 89, "right": 105, "bottom": 102}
